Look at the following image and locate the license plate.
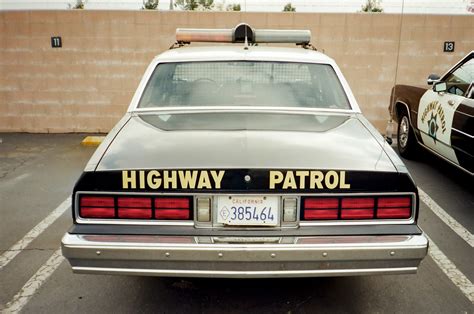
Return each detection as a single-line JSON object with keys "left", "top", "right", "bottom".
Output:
{"left": 216, "top": 196, "right": 280, "bottom": 226}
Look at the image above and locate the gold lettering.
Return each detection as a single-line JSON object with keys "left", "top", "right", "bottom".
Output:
{"left": 325, "top": 170, "right": 339, "bottom": 189}
{"left": 147, "top": 170, "right": 161, "bottom": 189}
{"left": 309, "top": 171, "right": 324, "bottom": 189}
{"left": 178, "top": 170, "right": 198, "bottom": 189}
{"left": 210, "top": 170, "right": 225, "bottom": 189}
{"left": 269, "top": 171, "right": 284, "bottom": 189}
{"left": 437, "top": 104, "right": 447, "bottom": 133}
{"left": 139, "top": 170, "right": 145, "bottom": 189}
{"left": 295, "top": 171, "right": 309, "bottom": 189}
{"left": 282, "top": 171, "right": 297, "bottom": 189}
{"left": 163, "top": 170, "right": 177, "bottom": 189}
{"left": 122, "top": 170, "right": 136, "bottom": 189}
{"left": 197, "top": 171, "right": 212, "bottom": 189}
{"left": 339, "top": 171, "right": 351, "bottom": 189}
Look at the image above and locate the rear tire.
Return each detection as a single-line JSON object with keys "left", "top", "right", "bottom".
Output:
{"left": 397, "top": 110, "right": 418, "bottom": 158}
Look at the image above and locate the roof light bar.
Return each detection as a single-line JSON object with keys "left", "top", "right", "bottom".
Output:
{"left": 175, "top": 29, "right": 233, "bottom": 43}
{"left": 255, "top": 29, "right": 311, "bottom": 44}
{"left": 176, "top": 23, "right": 311, "bottom": 45}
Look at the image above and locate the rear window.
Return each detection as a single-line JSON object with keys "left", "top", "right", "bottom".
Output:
{"left": 138, "top": 61, "right": 351, "bottom": 110}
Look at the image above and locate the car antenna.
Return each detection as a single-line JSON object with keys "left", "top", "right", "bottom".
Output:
{"left": 244, "top": 25, "right": 249, "bottom": 50}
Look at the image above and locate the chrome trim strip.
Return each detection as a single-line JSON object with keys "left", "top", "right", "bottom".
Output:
{"left": 418, "top": 142, "right": 472, "bottom": 176}
{"left": 455, "top": 111, "right": 474, "bottom": 118}
{"left": 71, "top": 266, "right": 418, "bottom": 278}
{"left": 452, "top": 127, "right": 474, "bottom": 138}
{"left": 63, "top": 233, "right": 428, "bottom": 249}
{"left": 74, "top": 191, "right": 417, "bottom": 226}
{"left": 131, "top": 106, "right": 356, "bottom": 115}
{"left": 394, "top": 101, "right": 416, "bottom": 128}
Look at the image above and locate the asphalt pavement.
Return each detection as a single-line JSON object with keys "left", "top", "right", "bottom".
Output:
{"left": 0, "top": 133, "right": 472, "bottom": 313}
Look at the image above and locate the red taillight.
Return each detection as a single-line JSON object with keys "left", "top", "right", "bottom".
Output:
{"left": 79, "top": 195, "right": 192, "bottom": 220}
{"left": 377, "top": 197, "right": 412, "bottom": 219}
{"left": 303, "top": 198, "right": 338, "bottom": 220}
{"left": 155, "top": 198, "right": 190, "bottom": 220}
{"left": 80, "top": 196, "right": 115, "bottom": 218}
{"left": 302, "top": 196, "right": 412, "bottom": 221}
{"left": 117, "top": 197, "right": 152, "bottom": 219}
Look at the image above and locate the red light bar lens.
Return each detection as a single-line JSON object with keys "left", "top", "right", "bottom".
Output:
{"left": 155, "top": 198, "right": 189, "bottom": 209}
{"left": 341, "top": 209, "right": 374, "bottom": 219}
{"left": 304, "top": 209, "right": 338, "bottom": 220}
{"left": 304, "top": 198, "right": 338, "bottom": 209}
{"left": 81, "top": 196, "right": 114, "bottom": 207}
{"left": 377, "top": 207, "right": 411, "bottom": 218}
{"left": 80, "top": 207, "right": 115, "bottom": 218}
{"left": 155, "top": 209, "right": 190, "bottom": 220}
{"left": 118, "top": 197, "right": 152, "bottom": 208}
{"left": 378, "top": 197, "right": 411, "bottom": 208}
{"left": 118, "top": 208, "right": 152, "bottom": 219}
{"left": 341, "top": 198, "right": 375, "bottom": 209}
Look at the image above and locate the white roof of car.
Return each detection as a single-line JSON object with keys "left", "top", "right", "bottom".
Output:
{"left": 155, "top": 45, "right": 335, "bottom": 64}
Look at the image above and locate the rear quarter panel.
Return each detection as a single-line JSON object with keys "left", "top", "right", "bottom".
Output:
{"left": 390, "top": 85, "right": 428, "bottom": 131}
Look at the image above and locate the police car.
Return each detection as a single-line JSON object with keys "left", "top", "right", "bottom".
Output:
{"left": 61, "top": 24, "right": 428, "bottom": 278}
{"left": 389, "top": 51, "right": 473, "bottom": 175}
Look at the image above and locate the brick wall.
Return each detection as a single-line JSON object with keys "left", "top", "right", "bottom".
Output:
{"left": 1, "top": 11, "right": 472, "bottom": 132}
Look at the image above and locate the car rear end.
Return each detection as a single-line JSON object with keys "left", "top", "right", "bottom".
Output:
{"left": 62, "top": 161, "right": 427, "bottom": 278}
{"left": 61, "top": 25, "right": 428, "bottom": 278}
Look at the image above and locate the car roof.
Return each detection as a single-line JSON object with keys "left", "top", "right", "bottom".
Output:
{"left": 154, "top": 45, "right": 335, "bottom": 64}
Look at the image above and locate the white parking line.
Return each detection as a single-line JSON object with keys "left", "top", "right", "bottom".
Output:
{"left": 2, "top": 249, "right": 64, "bottom": 313}
{"left": 0, "top": 197, "right": 70, "bottom": 270}
{"left": 427, "top": 235, "right": 474, "bottom": 303}
{"left": 419, "top": 188, "right": 474, "bottom": 247}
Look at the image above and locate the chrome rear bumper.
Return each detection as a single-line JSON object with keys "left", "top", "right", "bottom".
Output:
{"left": 61, "top": 233, "right": 428, "bottom": 278}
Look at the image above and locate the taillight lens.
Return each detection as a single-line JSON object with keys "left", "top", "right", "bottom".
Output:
{"left": 78, "top": 195, "right": 192, "bottom": 220}
{"left": 155, "top": 198, "right": 190, "bottom": 220}
{"left": 303, "top": 198, "right": 339, "bottom": 220}
{"left": 377, "top": 197, "right": 411, "bottom": 219}
{"left": 117, "top": 197, "right": 152, "bottom": 219}
{"left": 80, "top": 196, "right": 115, "bottom": 218}
{"left": 341, "top": 198, "right": 375, "bottom": 219}
{"left": 302, "top": 196, "right": 412, "bottom": 221}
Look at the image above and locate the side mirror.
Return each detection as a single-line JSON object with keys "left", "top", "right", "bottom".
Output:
{"left": 433, "top": 81, "right": 447, "bottom": 93}
{"left": 427, "top": 74, "right": 440, "bottom": 85}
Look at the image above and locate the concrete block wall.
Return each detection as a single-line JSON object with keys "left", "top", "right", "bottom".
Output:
{"left": 0, "top": 11, "right": 472, "bottom": 132}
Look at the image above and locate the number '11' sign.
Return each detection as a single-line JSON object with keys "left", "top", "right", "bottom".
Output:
{"left": 51, "top": 37, "right": 62, "bottom": 48}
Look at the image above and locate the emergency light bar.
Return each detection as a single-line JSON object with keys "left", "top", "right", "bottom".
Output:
{"left": 176, "top": 23, "right": 311, "bottom": 45}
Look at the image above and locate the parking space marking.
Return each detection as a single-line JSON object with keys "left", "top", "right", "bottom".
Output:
{"left": 2, "top": 249, "right": 64, "bottom": 313}
{"left": 427, "top": 235, "right": 474, "bottom": 303}
{"left": 419, "top": 188, "right": 474, "bottom": 247}
{"left": 0, "top": 197, "right": 70, "bottom": 270}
